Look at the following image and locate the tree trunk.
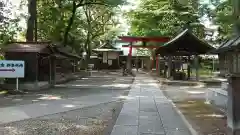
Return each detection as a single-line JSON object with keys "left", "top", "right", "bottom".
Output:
{"left": 26, "top": 0, "right": 36, "bottom": 42}
{"left": 63, "top": 1, "right": 77, "bottom": 46}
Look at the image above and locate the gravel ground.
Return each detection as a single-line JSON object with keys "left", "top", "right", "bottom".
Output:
{"left": 0, "top": 100, "right": 123, "bottom": 135}
{"left": 0, "top": 71, "right": 134, "bottom": 135}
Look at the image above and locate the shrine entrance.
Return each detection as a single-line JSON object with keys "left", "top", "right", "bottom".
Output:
{"left": 118, "top": 36, "right": 170, "bottom": 72}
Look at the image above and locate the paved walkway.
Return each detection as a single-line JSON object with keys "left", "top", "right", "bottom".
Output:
{"left": 111, "top": 74, "right": 192, "bottom": 135}
{"left": 0, "top": 73, "right": 133, "bottom": 124}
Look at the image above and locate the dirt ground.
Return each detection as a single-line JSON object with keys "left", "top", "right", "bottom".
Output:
{"left": 151, "top": 73, "right": 228, "bottom": 135}
{"left": 175, "top": 100, "right": 227, "bottom": 135}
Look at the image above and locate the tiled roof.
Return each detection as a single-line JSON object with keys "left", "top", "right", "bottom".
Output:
{"left": 214, "top": 36, "right": 240, "bottom": 53}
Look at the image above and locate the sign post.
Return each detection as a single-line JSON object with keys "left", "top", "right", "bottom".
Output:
{"left": 0, "top": 60, "right": 25, "bottom": 91}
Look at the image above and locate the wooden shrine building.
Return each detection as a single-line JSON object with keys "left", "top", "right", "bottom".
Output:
{"left": 155, "top": 29, "right": 215, "bottom": 80}
{"left": 213, "top": 36, "right": 240, "bottom": 77}
{"left": 92, "top": 41, "right": 123, "bottom": 69}
{"left": 3, "top": 42, "right": 81, "bottom": 86}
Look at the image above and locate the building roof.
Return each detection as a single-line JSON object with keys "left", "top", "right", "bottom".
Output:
{"left": 155, "top": 29, "right": 215, "bottom": 56}
{"left": 93, "top": 40, "right": 122, "bottom": 52}
{"left": 213, "top": 36, "right": 240, "bottom": 54}
{"left": 52, "top": 45, "right": 81, "bottom": 59}
{"left": 97, "top": 41, "right": 117, "bottom": 49}
{"left": 4, "top": 42, "right": 81, "bottom": 60}
{"left": 118, "top": 36, "right": 170, "bottom": 42}
{"left": 3, "top": 42, "right": 52, "bottom": 53}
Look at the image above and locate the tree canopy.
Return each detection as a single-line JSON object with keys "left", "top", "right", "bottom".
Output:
{"left": 0, "top": 0, "right": 21, "bottom": 45}
{"left": 127, "top": 0, "right": 205, "bottom": 38}
{"left": 210, "top": 0, "right": 233, "bottom": 42}
{"left": 35, "top": 0, "right": 125, "bottom": 55}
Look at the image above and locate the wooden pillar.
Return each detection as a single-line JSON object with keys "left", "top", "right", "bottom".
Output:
{"left": 194, "top": 55, "right": 199, "bottom": 81}
{"left": 73, "top": 60, "right": 76, "bottom": 73}
{"left": 187, "top": 55, "right": 191, "bottom": 80}
{"left": 49, "top": 56, "right": 51, "bottom": 84}
{"left": 35, "top": 53, "right": 39, "bottom": 86}
{"left": 127, "top": 42, "right": 133, "bottom": 70}
{"left": 136, "top": 56, "right": 139, "bottom": 72}
{"left": 50, "top": 57, "right": 56, "bottom": 85}
{"left": 229, "top": 52, "right": 234, "bottom": 73}
{"left": 227, "top": 74, "right": 240, "bottom": 135}
{"left": 167, "top": 56, "right": 172, "bottom": 78}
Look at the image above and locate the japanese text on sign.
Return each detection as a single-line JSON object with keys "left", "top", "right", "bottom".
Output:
{"left": 0, "top": 60, "right": 25, "bottom": 78}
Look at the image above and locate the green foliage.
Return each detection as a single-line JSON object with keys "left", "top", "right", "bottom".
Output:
{"left": 36, "top": 0, "right": 125, "bottom": 54}
{"left": 0, "top": 1, "right": 21, "bottom": 45}
{"left": 127, "top": 0, "right": 205, "bottom": 38}
{"left": 210, "top": 0, "right": 233, "bottom": 42}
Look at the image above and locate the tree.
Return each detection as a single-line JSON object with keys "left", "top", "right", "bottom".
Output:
{"left": 0, "top": 0, "right": 21, "bottom": 45}
{"left": 82, "top": 4, "right": 120, "bottom": 57}
{"left": 62, "top": 0, "right": 125, "bottom": 46}
{"left": 127, "top": 0, "right": 205, "bottom": 38}
{"left": 26, "top": 0, "right": 37, "bottom": 41}
{"left": 210, "top": 1, "right": 233, "bottom": 42}
{"left": 37, "top": 0, "right": 124, "bottom": 47}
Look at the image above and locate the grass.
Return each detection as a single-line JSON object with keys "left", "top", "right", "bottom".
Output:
{"left": 175, "top": 100, "right": 227, "bottom": 135}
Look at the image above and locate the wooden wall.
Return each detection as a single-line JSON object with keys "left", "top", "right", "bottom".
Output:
{"left": 5, "top": 52, "right": 38, "bottom": 82}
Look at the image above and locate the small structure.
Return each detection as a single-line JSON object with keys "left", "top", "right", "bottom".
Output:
{"left": 213, "top": 36, "right": 240, "bottom": 77}
{"left": 4, "top": 42, "right": 55, "bottom": 83}
{"left": 155, "top": 29, "right": 215, "bottom": 80}
{"left": 3, "top": 42, "right": 81, "bottom": 90}
{"left": 92, "top": 41, "right": 123, "bottom": 69}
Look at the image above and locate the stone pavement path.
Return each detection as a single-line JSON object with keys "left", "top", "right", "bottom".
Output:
{"left": 110, "top": 74, "right": 192, "bottom": 135}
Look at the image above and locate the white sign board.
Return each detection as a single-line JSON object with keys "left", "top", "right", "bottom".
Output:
{"left": 0, "top": 60, "right": 25, "bottom": 78}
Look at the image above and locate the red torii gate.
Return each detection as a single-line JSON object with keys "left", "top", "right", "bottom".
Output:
{"left": 118, "top": 36, "right": 170, "bottom": 71}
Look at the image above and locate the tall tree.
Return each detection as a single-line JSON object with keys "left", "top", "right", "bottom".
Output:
{"left": 36, "top": 0, "right": 124, "bottom": 57}
{"left": 210, "top": 1, "right": 233, "bottom": 42}
{"left": 0, "top": 0, "right": 20, "bottom": 45}
{"left": 127, "top": 0, "right": 205, "bottom": 38}
{"left": 62, "top": 0, "right": 125, "bottom": 46}
{"left": 26, "top": 0, "right": 37, "bottom": 41}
